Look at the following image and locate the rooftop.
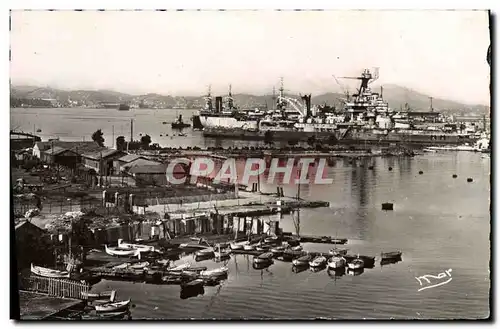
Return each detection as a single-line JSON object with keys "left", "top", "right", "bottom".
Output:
{"left": 82, "top": 149, "right": 123, "bottom": 160}
{"left": 117, "top": 154, "right": 145, "bottom": 163}
{"left": 35, "top": 141, "right": 104, "bottom": 154}
{"left": 42, "top": 146, "right": 77, "bottom": 156}
{"left": 128, "top": 164, "right": 168, "bottom": 174}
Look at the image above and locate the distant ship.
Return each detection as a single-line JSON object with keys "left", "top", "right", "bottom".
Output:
{"left": 118, "top": 103, "right": 130, "bottom": 111}
{"left": 171, "top": 114, "right": 191, "bottom": 129}
{"left": 197, "top": 85, "right": 260, "bottom": 130}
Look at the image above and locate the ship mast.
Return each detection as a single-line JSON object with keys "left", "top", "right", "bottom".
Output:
{"left": 204, "top": 85, "right": 213, "bottom": 111}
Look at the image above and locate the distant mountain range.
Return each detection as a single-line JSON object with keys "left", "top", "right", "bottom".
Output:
{"left": 10, "top": 84, "right": 489, "bottom": 115}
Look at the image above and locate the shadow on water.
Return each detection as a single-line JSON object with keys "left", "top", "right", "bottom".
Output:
{"left": 291, "top": 265, "right": 309, "bottom": 273}
{"left": 180, "top": 286, "right": 205, "bottom": 300}
{"left": 252, "top": 261, "right": 273, "bottom": 271}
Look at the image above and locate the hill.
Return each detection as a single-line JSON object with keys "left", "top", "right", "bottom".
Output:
{"left": 10, "top": 84, "right": 489, "bottom": 115}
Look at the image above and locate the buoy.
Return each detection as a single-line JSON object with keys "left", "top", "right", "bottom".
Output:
{"left": 388, "top": 167, "right": 393, "bottom": 171}
{"left": 381, "top": 202, "right": 394, "bottom": 211}
{"left": 419, "top": 171, "right": 423, "bottom": 175}
{"left": 467, "top": 178, "right": 473, "bottom": 182}
{"left": 452, "top": 174, "right": 457, "bottom": 178}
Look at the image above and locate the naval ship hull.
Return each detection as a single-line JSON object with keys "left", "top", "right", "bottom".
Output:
{"left": 203, "top": 127, "right": 478, "bottom": 146}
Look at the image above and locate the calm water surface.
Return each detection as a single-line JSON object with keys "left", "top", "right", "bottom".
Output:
{"left": 12, "top": 108, "right": 491, "bottom": 319}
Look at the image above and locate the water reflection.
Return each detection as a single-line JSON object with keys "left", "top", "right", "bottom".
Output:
{"left": 327, "top": 267, "right": 346, "bottom": 278}
{"left": 380, "top": 256, "right": 403, "bottom": 267}
{"left": 180, "top": 286, "right": 205, "bottom": 300}
{"left": 347, "top": 268, "right": 364, "bottom": 276}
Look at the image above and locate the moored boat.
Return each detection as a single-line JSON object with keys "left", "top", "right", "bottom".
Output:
{"left": 31, "top": 263, "right": 70, "bottom": 279}
{"left": 181, "top": 278, "right": 205, "bottom": 289}
{"left": 347, "top": 258, "right": 365, "bottom": 270}
{"left": 328, "top": 255, "right": 347, "bottom": 269}
{"left": 253, "top": 252, "right": 274, "bottom": 264}
{"left": 168, "top": 263, "right": 191, "bottom": 272}
{"left": 199, "top": 266, "right": 228, "bottom": 277}
{"left": 255, "top": 244, "right": 271, "bottom": 252}
{"left": 243, "top": 244, "right": 256, "bottom": 251}
{"left": 329, "top": 248, "right": 348, "bottom": 256}
{"left": 292, "top": 254, "right": 312, "bottom": 267}
{"left": 309, "top": 256, "right": 327, "bottom": 268}
{"left": 105, "top": 245, "right": 139, "bottom": 257}
{"left": 81, "top": 290, "right": 116, "bottom": 302}
{"left": 117, "top": 239, "right": 155, "bottom": 252}
{"left": 229, "top": 242, "right": 244, "bottom": 250}
{"left": 195, "top": 248, "right": 215, "bottom": 257}
{"left": 129, "top": 261, "right": 150, "bottom": 270}
{"left": 270, "top": 245, "right": 286, "bottom": 257}
{"left": 95, "top": 299, "right": 131, "bottom": 313}
{"left": 291, "top": 245, "right": 303, "bottom": 252}
{"left": 380, "top": 250, "right": 403, "bottom": 260}
{"left": 264, "top": 236, "right": 279, "bottom": 244}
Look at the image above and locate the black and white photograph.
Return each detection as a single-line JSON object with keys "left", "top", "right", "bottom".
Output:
{"left": 9, "top": 8, "right": 491, "bottom": 320}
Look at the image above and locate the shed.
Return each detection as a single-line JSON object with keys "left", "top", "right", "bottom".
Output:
{"left": 42, "top": 147, "right": 80, "bottom": 168}
{"left": 81, "top": 149, "right": 126, "bottom": 176}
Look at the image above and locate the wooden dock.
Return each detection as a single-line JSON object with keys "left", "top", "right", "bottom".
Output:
{"left": 18, "top": 291, "right": 85, "bottom": 320}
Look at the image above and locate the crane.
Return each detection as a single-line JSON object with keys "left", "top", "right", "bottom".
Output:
{"left": 332, "top": 75, "right": 350, "bottom": 101}
{"left": 339, "top": 67, "right": 380, "bottom": 96}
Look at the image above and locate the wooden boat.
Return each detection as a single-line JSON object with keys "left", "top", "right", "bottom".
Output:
{"left": 117, "top": 239, "right": 155, "bottom": 252}
{"left": 105, "top": 245, "right": 139, "bottom": 257}
{"left": 347, "top": 258, "right": 365, "bottom": 270}
{"left": 292, "top": 254, "right": 312, "bottom": 267}
{"left": 291, "top": 245, "right": 303, "bottom": 252}
{"left": 82, "top": 310, "right": 130, "bottom": 320}
{"left": 95, "top": 299, "right": 131, "bottom": 313}
{"left": 129, "top": 261, "right": 150, "bottom": 270}
{"left": 81, "top": 290, "right": 115, "bottom": 302}
{"left": 282, "top": 249, "right": 302, "bottom": 262}
{"left": 243, "top": 244, "right": 256, "bottom": 251}
{"left": 270, "top": 245, "right": 286, "bottom": 257}
{"left": 31, "top": 263, "right": 69, "bottom": 278}
{"left": 195, "top": 248, "right": 215, "bottom": 257}
{"left": 329, "top": 248, "right": 348, "bottom": 256}
{"left": 328, "top": 255, "right": 347, "bottom": 269}
{"left": 229, "top": 242, "right": 244, "bottom": 250}
{"left": 380, "top": 251, "right": 402, "bottom": 260}
{"left": 264, "top": 236, "right": 279, "bottom": 244}
{"left": 255, "top": 244, "right": 270, "bottom": 252}
{"left": 309, "top": 256, "right": 327, "bottom": 268}
{"left": 214, "top": 244, "right": 231, "bottom": 259}
{"left": 168, "top": 263, "right": 191, "bottom": 272}
{"left": 253, "top": 252, "right": 274, "bottom": 264}
{"left": 199, "top": 266, "right": 228, "bottom": 277}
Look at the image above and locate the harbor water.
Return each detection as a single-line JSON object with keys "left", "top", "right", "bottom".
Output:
{"left": 11, "top": 108, "right": 490, "bottom": 319}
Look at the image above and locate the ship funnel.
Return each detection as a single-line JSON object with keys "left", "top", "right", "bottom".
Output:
{"left": 301, "top": 94, "right": 312, "bottom": 118}
{"left": 215, "top": 96, "right": 223, "bottom": 112}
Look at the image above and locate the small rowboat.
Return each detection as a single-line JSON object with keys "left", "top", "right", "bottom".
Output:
{"left": 347, "top": 258, "right": 365, "bottom": 270}
{"left": 31, "top": 264, "right": 70, "bottom": 279}
{"left": 328, "top": 255, "right": 346, "bottom": 269}
{"left": 270, "top": 245, "right": 286, "bottom": 257}
{"left": 253, "top": 252, "right": 274, "bottom": 264}
{"left": 168, "top": 263, "right": 191, "bottom": 272}
{"left": 291, "top": 245, "right": 303, "bottom": 252}
{"left": 329, "top": 248, "right": 348, "bottom": 256}
{"left": 195, "top": 248, "right": 215, "bottom": 257}
{"left": 309, "top": 256, "right": 327, "bottom": 268}
{"left": 199, "top": 266, "right": 228, "bottom": 277}
{"left": 95, "top": 299, "right": 131, "bottom": 313}
{"left": 229, "top": 242, "right": 244, "bottom": 250}
{"left": 264, "top": 236, "right": 279, "bottom": 244}
{"left": 81, "top": 290, "right": 115, "bottom": 302}
{"left": 255, "top": 244, "right": 270, "bottom": 252}
{"left": 292, "top": 254, "right": 312, "bottom": 267}
{"left": 105, "top": 245, "right": 139, "bottom": 257}
{"left": 82, "top": 310, "right": 130, "bottom": 320}
{"left": 243, "top": 244, "right": 256, "bottom": 251}
{"left": 118, "top": 239, "right": 155, "bottom": 252}
{"left": 380, "top": 251, "right": 402, "bottom": 260}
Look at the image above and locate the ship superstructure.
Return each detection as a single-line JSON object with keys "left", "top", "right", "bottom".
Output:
{"left": 198, "top": 85, "right": 259, "bottom": 130}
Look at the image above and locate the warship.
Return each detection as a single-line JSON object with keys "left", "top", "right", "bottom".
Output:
{"left": 203, "top": 69, "right": 480, "bottom": 146}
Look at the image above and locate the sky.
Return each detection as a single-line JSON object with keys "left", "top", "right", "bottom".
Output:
{"left": 10, "top": 10, "right": 490, "bottom": 105}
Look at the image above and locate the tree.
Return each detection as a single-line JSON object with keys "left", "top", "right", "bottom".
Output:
{"left": 116, "top": 136, "right": 126, "bottom": 151}
{"left": 140, "top": 134, "right": 152, "bottom": 149}
{"left": 91, "top": 129, "right": 105, "bottom": 147}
